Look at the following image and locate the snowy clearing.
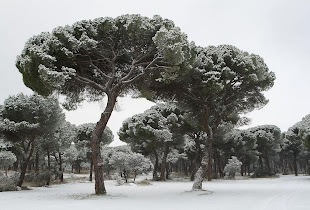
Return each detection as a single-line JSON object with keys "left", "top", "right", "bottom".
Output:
{"left": 1, "top": 175, "right": 310, "bottom": 210}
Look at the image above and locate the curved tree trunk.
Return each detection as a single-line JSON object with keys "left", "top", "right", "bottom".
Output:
{"left": 192, "top": 150, "right": 209, "bottom": 190}
{"left": 160, "top": 144, "right": 170, "bottom": 181}
{"left": 192, "top": 108, "right": 218, "bottom": 190}
{"left": 91, "top": 92, "right": 118, "bottom": 195}
{"left": 17, "top": 138, "right": 35, "bottom": 187}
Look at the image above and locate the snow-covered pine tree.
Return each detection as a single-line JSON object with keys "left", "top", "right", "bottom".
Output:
{"left": 0, "top": 93, "right": 64, "bottom": 187}
{"left": 145, "top": 45, "right": 275, "bottom": 190}
{"left": 16, "top": 14, "right": 192, "bottom": 194}
{"left": 119, "top": 103, "right": 186, "bottom": 181}
{"left": 224, "top": 156, "right": 242, "bottom": 179}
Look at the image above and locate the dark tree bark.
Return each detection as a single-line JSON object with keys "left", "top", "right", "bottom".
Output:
{"left": 91, "top": 91, "right": 119, "bottom": 194}
{"left": 47, "top": 149, "right": 51, "bottom": 171}
{"left": 46, "top": 148, "right": 51, "bottom": 186}
{"left": 259, "top": 156, "right": 263, "bottom": 169}
{"left": 192, "top": 109, "right": 214, "bottom": 190}
{"left": 190, "top": 160, "right": 197, "bottom": 181}
{"left": 59, "top": 152, "right": 64, "bottom": 182}
{"left": 293, "top": 151, "right": 298, "bottom": 176}
{"left": 166, "top": 164, "right": 170, "bottom": 180}
{"left": 123, "top": 170, "right": 128, "bottom": 183}
{"left": 264, "top": 151, "right": 271, "bottom": 174}
{"left": 17, "top": 138, "right": 35, "bottom": 187}
{"left": 160, "top": 144, "right": 170, "bottom": 181}
{"left": 89, "top": 157, "right": 93, "bottom": 182}
{"left": 206, "top": 140, "right": 213, "bottom": 181}
{"left": 35, "top": 151, "right": 39, "bottom": 173}
{"left": 153, "top": 150, "right": 159, "bottom": 181}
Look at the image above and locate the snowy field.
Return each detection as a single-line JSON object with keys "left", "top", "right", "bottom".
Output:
{"left": 1, "top": 175, "right": 310, "bottom": 210}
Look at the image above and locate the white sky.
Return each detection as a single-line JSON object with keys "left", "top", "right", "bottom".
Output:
{"left": 0, "top": 0, "right": 309, "bottom": 145}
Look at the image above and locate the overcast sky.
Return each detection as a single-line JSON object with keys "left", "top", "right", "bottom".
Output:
{"left": 0, "top": 0, "right": 309, "bottom": 145}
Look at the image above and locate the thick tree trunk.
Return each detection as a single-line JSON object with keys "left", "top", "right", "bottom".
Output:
{"left": 160, "top": 144, "right": 170, "bottom": 181}
{"left": 153, "top": 150, "right": 159, "bottom": 181}
{"left": 17, "top": 139, "right": 35, "bottom": 187}
{"left": 192, "top": 108, "right": 216, "bottom": 190}
{"left": 91, "top": 92, "right": 118, "bottom": 194}
{"left": 192, "top": 151, "right": 208, "bottom": 190}
{"left": 192, "top": 137, "right": 211, "bottom": 190}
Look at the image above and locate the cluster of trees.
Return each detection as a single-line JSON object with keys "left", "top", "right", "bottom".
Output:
{"left": 4, "top": 14, "right": 306, "bottom": 195}
{"left": 0, "top": 93, "right": 114, "bottom": 189}
{"left": 119, "top": 103, "right": 310, "bottom": 182}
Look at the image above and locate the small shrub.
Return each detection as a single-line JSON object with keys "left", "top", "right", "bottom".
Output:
{"left": 251, "top": 168, "right": 277, "bottom": 178}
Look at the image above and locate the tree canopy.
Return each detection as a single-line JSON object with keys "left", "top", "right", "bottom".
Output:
{"left": 16, "top": 14, "right": 191, "bottom": 108}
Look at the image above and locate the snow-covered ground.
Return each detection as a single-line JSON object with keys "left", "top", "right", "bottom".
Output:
{"left": 1, "top": 175, "right": 310, "bottom": 210}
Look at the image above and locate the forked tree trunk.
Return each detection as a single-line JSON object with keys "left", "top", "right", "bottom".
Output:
{"left": 91, "top": 92, "right": 118, "bottom": 194}
{"left": 160, "top": 144, "right": 170, "bottom": 181}
{"left": 192, "top": 108, "right": 217, "bottom": 190}
{"left": 17, "top": 138, "right": 35, "bottom": 187}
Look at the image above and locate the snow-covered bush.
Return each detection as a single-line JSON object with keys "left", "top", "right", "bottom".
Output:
{"left": 0, "top": 171, "right": 19, "bottom": 192}
{"left": 224, "top": 156, "right": 242, "bottom": 179}
{"left": 24, "top": 170, "right": 55, "bottom": 186}
{"left": 108, "top": 146, "right": 153, "bottom": 183}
